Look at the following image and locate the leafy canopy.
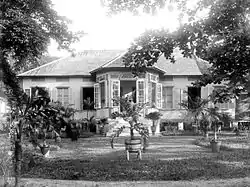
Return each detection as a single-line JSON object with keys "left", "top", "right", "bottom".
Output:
{"left": 0, "top": 0, "right": 83, "bottom": 111}
{"left": 105, "top": 0, "right": 250, "bottom": 96}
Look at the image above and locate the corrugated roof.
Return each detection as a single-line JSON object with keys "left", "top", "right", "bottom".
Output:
{"left": 19, "top": 50, "right": 125, "bottom": 76}
{"left": 19, "top": 49, "right": 209, "bottom": 77}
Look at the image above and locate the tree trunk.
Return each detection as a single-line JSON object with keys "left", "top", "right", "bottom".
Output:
{"left": 14, "top": 140, "right": 22, "bottom": 187}
{"left": 130, "top": 128, "right": 134, "bottom": 139}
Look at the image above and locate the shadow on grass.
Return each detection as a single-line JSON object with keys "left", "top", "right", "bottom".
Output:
{"left": 20, "top": 136, "right": 250, "bottom": 181}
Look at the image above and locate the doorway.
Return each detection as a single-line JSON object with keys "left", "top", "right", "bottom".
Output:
{"left": 120, "top": 80, "right": 136, "bottom": 102}
{"left": 188, "top": 87, "right": 201, "bottom": 109}
{"left": 82, "top": 87, "right": 94, "bottom": 110}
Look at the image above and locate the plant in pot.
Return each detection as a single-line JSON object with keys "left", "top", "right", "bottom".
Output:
{"left": 110, "top": 96, "right": 149, "bottom": 154}
{"left": 145, "top": 111, "right": 162, "bottom": 136}
{"left": 209, "top": 109, "right": 232, "bottom": 152}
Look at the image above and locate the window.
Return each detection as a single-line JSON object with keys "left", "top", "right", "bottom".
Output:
{"left": 100, "top": 81, "right": 106, "bottom": 108}
{"left": 94, "top": 81, "right": 107, "bottom": 109}
{"left": 57, "top": 87, "right": 69, "bottom": 106}
{"left": 163, "top": 87, "right": 173, "bottom": 109}
{"left": 31, "top": 87, "right": 46, "bottom": 98}
{"left": 94, "top": 84, "right": 100, "bottom": 109}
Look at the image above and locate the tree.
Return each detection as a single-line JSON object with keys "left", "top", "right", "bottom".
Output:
{"left": 181, "top": 95, "right": 232, "bottom": 139}
{"left": 0, "top": 1, "right": 82, "bottom": 186}
{"left": 17, "top": 55, "right": 60, "bottom": 73}
{"left": 104, "top": 0, "right": 250, "bottom": 99}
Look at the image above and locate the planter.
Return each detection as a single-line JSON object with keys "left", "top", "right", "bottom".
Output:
{"left": 60, "top": 131, "right": 67, "bottom": 138}
{"left": 151, "top": 126, "right": 156, "bottom": 136}
{"left": 142, "top": 136, "right": 149, "bottom": 152}
{"left": 210, "top": 140, "right": 221, "bottom": 153}
{"left": 125, "top": 138, "right": 142, "bottom": 152}
{"left": 40, "top": 146, "right": 50, "bottom": 155}
{"left": 71, "top": 129, "right": 79, "bottom": 141}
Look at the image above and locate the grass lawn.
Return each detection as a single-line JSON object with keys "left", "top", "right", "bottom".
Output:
{"left": 194, "top": 133, "right": 250, "bottom": 150}
{"left": 16, "top": 135, "right": 250, "bottom": 181}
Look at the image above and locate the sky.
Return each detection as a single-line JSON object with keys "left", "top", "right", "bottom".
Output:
{"left": 48, "top": 0, "right": 181, "bottom": 57}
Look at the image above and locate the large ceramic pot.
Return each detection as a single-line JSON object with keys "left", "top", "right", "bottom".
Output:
{"left": 71, "top": 129, "right": 79, "bottom": 141}
{"left": 210, "top": 140, "right": 221, "bottom": 153}
{"left": 40, "top": 146, "right": 50, "bottom": 155}
{"left": 151, "top": 126, "right": 156, "bottom": 136}
{"left": 125, "top": 138, "right": 142, "bottom": 152}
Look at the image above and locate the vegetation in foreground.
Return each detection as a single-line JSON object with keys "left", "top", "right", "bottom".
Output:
{"left": 19, "top": 136, "right": 250, "bottom": 181}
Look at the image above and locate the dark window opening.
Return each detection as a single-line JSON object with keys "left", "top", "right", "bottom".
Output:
{"left": 188, "top": 87, "right": 201, "bottom": 109}
{"left": 82, "top": 87, "right": 94, "bottom": 110}
{"left": 31, "top": 87, "right": 46, "bottom": 98}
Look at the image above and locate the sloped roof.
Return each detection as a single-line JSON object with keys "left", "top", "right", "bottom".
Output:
{"left": 19, "top": 49, "right": 209, "bottom": 77}
{"left": 19, "top": 50, "right": 125, "bottom": 76}
{"left": 92, "top": 48, "right": 208, "bottom": 75}
{"left": 155, "top": 49, "right": 206, "bottom": 75}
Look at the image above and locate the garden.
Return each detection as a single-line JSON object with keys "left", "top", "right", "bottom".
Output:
{"left": 10, "top": 134, "right": 250, "bottom": 181}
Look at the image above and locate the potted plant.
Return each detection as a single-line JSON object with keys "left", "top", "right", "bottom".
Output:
{"left": 40, "top": 140, "right": 50, "bottom": 156}
{"left": 70, "top": 120, "right": 79, "bottom": 141}
{"left": 210, "top": 121, "right": 221, "bottom": 152}
{"left": 145, "top": 111, "right": 162, "bottom": 135}
{"left": 110, "top": 96, "right": 149, "bottom": 154}
{"left": 181, "top": 95, "right": 231, "bottom": 152}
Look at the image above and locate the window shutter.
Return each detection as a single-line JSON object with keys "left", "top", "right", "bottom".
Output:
{"left": 208, "top": 86, "right": 214, "bottom": 107}
{"left": 80, "top": 87, "right": 83, "bottom": 110}
{"left": 69, "top": 87, "right": 73, "bottom": 107}
{"left": 94, "top": 83, "right": 100, "bottom": 109}
{"left": 179, "top": 88, "right": 188, "bottom": 109}
{"left": 104, "top": 80, "right": 108, "bottom": 107}
{"left": 111, "top": 80, "right": 120, "bottom": 107}
{"left": 52, "top": 88, "right": 57, "bottom": 102}
{"left": 156, "top": 83, "right": 162, "bottom": 108}
{"left": 136, "top": 79, "right": 145, "bottom": 106}
{"left": 201, "top": 87, "right": 209, "bottom": 99}
{"left": 148, "top": 80, "right": 152, "bottom": 106}
{"left": 173, "top": 88, "right": 180, "bottom": 109}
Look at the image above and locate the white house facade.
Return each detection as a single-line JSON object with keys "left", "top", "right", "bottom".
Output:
{"left": 18, "top": 49, "right": 237, "bottom": 132}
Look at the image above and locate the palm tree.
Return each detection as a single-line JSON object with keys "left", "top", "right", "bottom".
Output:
{"left": 181, "top": 95, "right": 232, "bottom": 140}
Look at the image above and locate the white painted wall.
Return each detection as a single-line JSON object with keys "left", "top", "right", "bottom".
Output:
{"left": 22, "top": 77, "right": 95, "bottom": 110}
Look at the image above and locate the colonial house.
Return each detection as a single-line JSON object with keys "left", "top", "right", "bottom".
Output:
{"left": 18, "top": 49, "right": 237, "bottom": 133}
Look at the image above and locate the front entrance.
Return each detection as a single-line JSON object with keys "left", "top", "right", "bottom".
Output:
{"left": 188, "top": 87, "right": 201, "bottom": 109}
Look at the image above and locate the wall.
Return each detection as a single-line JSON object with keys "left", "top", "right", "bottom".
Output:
{"left": 22, "top": 77, "right": 95, "bottom": 110}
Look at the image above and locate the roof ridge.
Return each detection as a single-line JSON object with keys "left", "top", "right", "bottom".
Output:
{"left": 18, "top": 56, "right": 70, "bottom": 76}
